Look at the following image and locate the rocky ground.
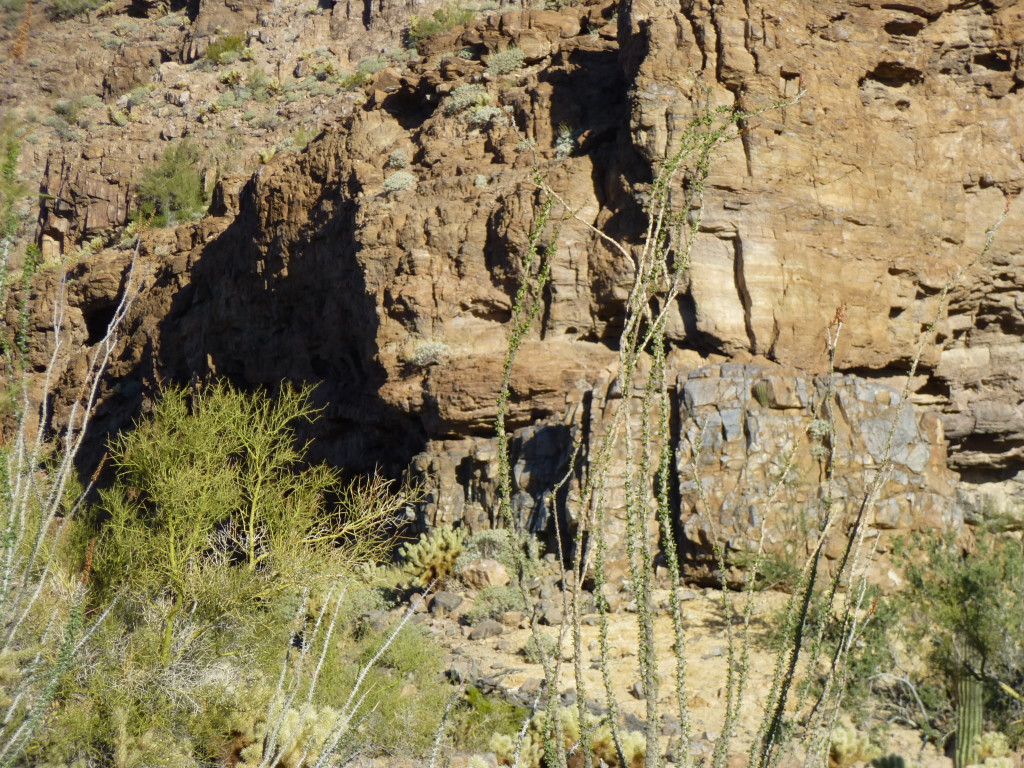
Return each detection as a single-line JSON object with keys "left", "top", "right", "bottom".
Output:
{"left": 355, "top": 556, "right": 952, "bottom": 768}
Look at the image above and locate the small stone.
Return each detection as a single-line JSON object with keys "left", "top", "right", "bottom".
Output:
{"left": 630, "top": 681, "right": 644, "bottom": 699}
{"left": 623, "top": 712, "right": 645, "bottom": 732}
{"left": 519, "top": 677, "right": 544, "bottom": 696}
{"left": 431, "top": 590, "right": 463, "bottom": 615}
{"left": 662, "top": 714, "right": 682, "bottom": 736}
{"left": 469, "top": 619, "right": 504, "bottom": 640}
{"left": 360, "top": 610, "right": 390, "bottom": 634}
{"left": 599, "top": 583, "right": 624, "bottom": 612}
{"left": 498, "top": 610, "right": 523, "bottom": 627}
{"left": 408, "top": 592, "right": 430, "bottom": 612}
{"left": 537, "top": 599, "right": 563, "bottom": 626}
{"left": 447, "top": 657, "right": 477, "bottom": 684}
{"left": 689, "top": 695, "right": 711, "bottom": 709}
{"left": 461, "top": 558, "right": 511, "bottom": 589}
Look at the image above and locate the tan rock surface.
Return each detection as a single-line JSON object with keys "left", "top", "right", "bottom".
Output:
{"left": 4, "top": 0, "right": 1024, "bottom": 575}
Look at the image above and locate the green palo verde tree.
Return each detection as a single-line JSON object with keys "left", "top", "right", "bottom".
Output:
{"left": 899, "top": 532, "right": 1024, "bottom": 767}
{"left": 90, "top": 381, "right": 408, "bottom": 665}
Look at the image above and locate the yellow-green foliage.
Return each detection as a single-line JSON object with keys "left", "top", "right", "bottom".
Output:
{"left": 18, "top": 384, "right": 432, "bottom": 766}
{"left": 90, "top": 382, "right": 405, "bottom": 609}
{"left": 399, "top": 526, "right": 466, "bottom": 588}
{"left": 205, "top": 33, "right": 247, "bottom": 65}
{"left": 406, "top": 3, "right": 474, "bottom": 48}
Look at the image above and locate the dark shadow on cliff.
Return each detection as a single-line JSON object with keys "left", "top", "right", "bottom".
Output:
{"left": 137, "top": 160, "right": 429, "bottom": 478}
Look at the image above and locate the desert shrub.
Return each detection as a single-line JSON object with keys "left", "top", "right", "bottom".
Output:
{"left": 553, "top": 122, "right": 577, "bottom": 159}
{"left": 485, "top": 46, "right": 524, "bottom": 75}
{"left": 338, "top": 70, "right": 371, "bottom": 90}
{"left": 521, "top": 633, "right": 558, "bottom": 664}
{"left": 356, "top": 55, "right": 388, "bottom": 74}
{"left": 406, "top": 3, "right": 474, "bottom": 48}
{"left": 450, "top": 687, "right": 528, "bottom": 754}
{"left": 896, "top": 532, "right": 1024, "bottom": 757}
{"left": 407, "top": 339, "right": 450, "bottom": 366}
{"left": 455, "top": 528, "right": 540, "bottom": 578}
{"left": 465, "top": 105, "right": 507, "bottom": 127}
{"left": 88, "top": 382, "right": 403, "bottom": 607}
{"left": 386, "top": 148, "right": 410, "bottom": 169}
{"left": 0, "top": 124, "right": 21, "bottom": 241}
{"left": 48, "top": 0, "right": 103, "bottom": 19}
{"left": 205, "top": 32, "right": 247, "bottom": 65}
{"left": 51, "top": 97, "right": 80, "bottom": 124}
{"left": 41, "top": 115, "right": 79, "bottom": 141}
{"left": 126, "top": 85, "right": 152, "bottom": 108}
{"left": 20, "top": 383, "right": 425, "bottom": 765}
{"left": 464, "top": 584, "right": 527, "bottom": 624}
{"left": 383, "top": 170, "right": 416, "bottom": 193}
{"left": 135, "top": 140, "right": 207, "bottom": 226}
{"left": 443, "top": 83, "right": 490, "bottom": 116}
{"left": 399, "top": 526, "right": 466, "bottom": 588}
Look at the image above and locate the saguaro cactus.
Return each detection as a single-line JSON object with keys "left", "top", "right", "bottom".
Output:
{"left": 954, "top": 669, "right": 984, "bottom": 768}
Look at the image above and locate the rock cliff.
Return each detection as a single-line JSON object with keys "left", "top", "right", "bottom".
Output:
{"left": 4, "top": 0, "right": 1024, "bottom": 577}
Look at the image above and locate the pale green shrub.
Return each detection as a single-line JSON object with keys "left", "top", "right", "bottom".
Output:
{"left": 407, "top": 340, "right": 450, "bottom": 367}
{"left": 383, "top": 170, "right": 416, "bottom": 192}
{"left": 485, "top": 46, "right": 524, "bottom": 75}
{"left": 443, "top": 83, "right": 490, "bottom": 116}
{"left": 386, "top": 148, "right": 410, "bottom": 169}
{"left": 465, "top": 105, "right": 507, "bottom": 127}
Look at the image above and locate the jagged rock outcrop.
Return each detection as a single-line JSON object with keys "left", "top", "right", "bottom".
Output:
{"left": 12, "top": 0, "right": 1024, "bottom": 577}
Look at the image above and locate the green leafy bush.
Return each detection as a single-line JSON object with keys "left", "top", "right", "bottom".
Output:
{"left": 521, "top": 633, "right": 558, "bottom": 664}
{"left": 465, "top": 584, "right": 527, "bottom": 624}
{"left": 465, "top": 105, "right": 507, "bottom": 127}
{"left": 897, "top": 532, "right": 1024, "bottom": 756}
{"left": 406, "top": 4, "right": 474, "bottom": 48}
{"left": 135, "top": 140, "right": 207, "bottom": 226}
{"left": 21, "top": 383, "right": 429, "bottom": 766}
{"left": 451, "top": 687, "right": 528, "bottom": 753}
{"left": 205, "top": 32, "right": 247, "bottom": 65}
{"left": 48, "top": 0, "right": 103, "bottom": 20}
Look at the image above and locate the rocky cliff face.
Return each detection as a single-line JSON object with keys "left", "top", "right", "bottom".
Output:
{"left": 6, "top": 0, "right": 1024, "bottom": 578}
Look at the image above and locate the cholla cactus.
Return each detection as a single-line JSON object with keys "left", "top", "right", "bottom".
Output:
{"left": 828, "top": 724, "right": 879, "bottom": 768}
{"left": 399, "top": 527, "right": 466, "bottom": 588}
{"left": 975, "top": 732, "right": 1011, "bottom": 761}
{"left": 967, "top": 732, "right": 1013, "bottom": 768}
{"left": 490, "top": 707, "right": 645, "bottom": 768}
{"left": 592, "top": 724, "right": 646, "bottom": 768}
{"left": 236, "top": 705, "right": 344, "bottom": 768}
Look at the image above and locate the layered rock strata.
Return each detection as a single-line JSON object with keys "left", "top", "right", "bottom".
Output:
{"left": 12, "top": 0, "right": 1024, "bottom": 574}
